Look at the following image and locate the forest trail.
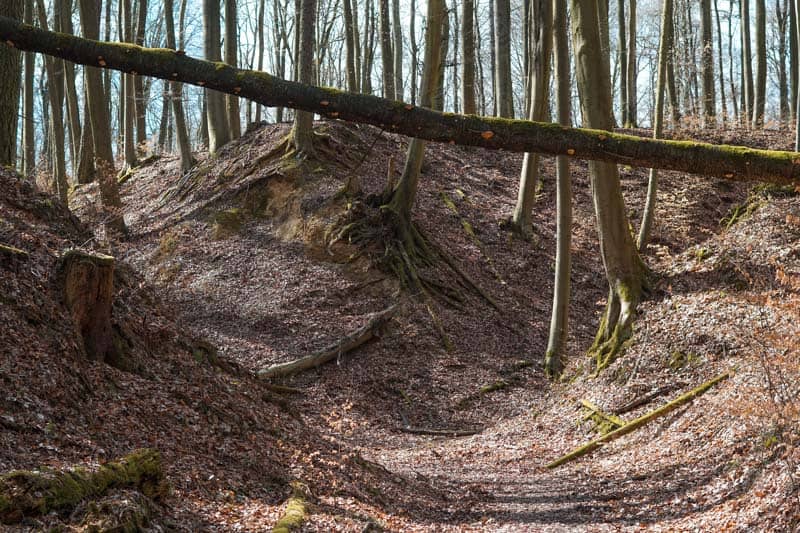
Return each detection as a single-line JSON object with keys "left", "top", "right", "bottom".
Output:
{"left": 3, "top": 121, "right": 798, "bottom": 530}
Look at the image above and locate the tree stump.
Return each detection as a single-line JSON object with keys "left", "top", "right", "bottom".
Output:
{"left": 61, "top": 250, "right": 121, "bottom": 366}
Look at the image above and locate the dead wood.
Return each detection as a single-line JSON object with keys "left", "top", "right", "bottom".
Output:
{"left": 612, "top": 383, "right": 686, "bottom": 416}
{"left": 257, "top": 305, "right": 397, "bottom": 379}
{"left": 547, "top": 371, "right": 731, "bottom": 468}
{"left": 397, "top": 426, "right": 482, "bottom": 437}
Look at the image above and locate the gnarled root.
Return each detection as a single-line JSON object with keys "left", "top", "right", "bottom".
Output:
{"left": 589, "top": 285, "right": 639, "bottom": 374}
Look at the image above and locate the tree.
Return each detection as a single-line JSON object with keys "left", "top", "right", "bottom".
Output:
{"left": 204, "top": 0, "right": 230, "bottom": 154}
{"left": 570, "top": 0, "right": 646, "bottom": 372}
{"left": 4, "top": 15, "right": 800, "bottom": 186}
{"left": 122, "top": 0, "right": 138, "bottom": 169}
{"left": 291, "top": 0, "right": 317, "bottom": 156}
{"left": 224, "top": 0, "right": 242, "bottom": 139}
{"left": 625, "top": 0, "right": 637, "bottom": 127}
{"left": 379, "top": 0, "right": 394, "bottom": 98}
{"left": 392, "top": 0, "right": 403, "bottom": 100}
{"left": 22, "top": 0, "right": 34, "bottom": 175}
{"left": 742, "top": 0, "right": 754, "bottom": 124}
{"left": 700, "top": 0, "right": 716, "bottom": 126}
{"left": 510, "top": 0, "right": 552, "bottom": 238}
{"left": 637, "top": 0, "right": 673, "bottom": 252}
{"left": 752, "top": 0, "right": 767, "bottom": 127}
{"left": 543, "top": 0, "right": 572, "bottom": 378}
{"left": 133, "top": 0, "right": 148, "bottom": 148}
{"left": 343, "top": 0, "right": 358, "bottom": 92}
{"left": 494, "top": 0, "right": 513, "bottom": 117}
{"left": 0, "top": 0, "right": 20, "bottom": 168}
{"left": 714, "top": 0, "right": 728, "bottom": 124}
{"left": 166, "top": 0, "right": 195, "bottom": 172}
{"left": 461, "top": 0, "right": 476, "bottom": 114}
{"left": 618, "top": 0, "right": 628, "bottom": 127}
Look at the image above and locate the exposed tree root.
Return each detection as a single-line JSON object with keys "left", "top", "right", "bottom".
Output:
{"left": 547, "top": 372, "right": 731, "bottom": 468}
{"left": 272, "top": 481, "right": 310, "bottom": 533}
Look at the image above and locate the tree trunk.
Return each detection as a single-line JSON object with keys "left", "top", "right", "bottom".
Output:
{"left": 22, "top": 0, "right": 34, "bottom": 175}
{"left": 292, "top": 0, "right": 317, "bottom": 156}
{"left": 625, "top": 0, "right": 637, "bottom": 127}
{"left": 134, "top": 0, "right": 148, "bottom": 148}
{"left": 5, "top": 16, "right": 800, "bottom": 186}
{"left": 791, "top": 0, "right": 798, "bottom": 120}
{"left": 714, "top": 0, "right": 727, "bottom": 124}
{"left": 122, "top": 0, "right": 138, "bottom": 169}
{"left": 392, "top": 0, "right": 403, "bottom": 100}
{"left": 388, "top": 0, "right": 446, "bottom": 221}
{"left": 224, "top": 0, "right": 242, "bottom": 139}
{"left": 665, "top": 5, "right": 680, "bottom": 126}
{"left": 511, "top": 0, "right": 552, "bottom": 237}
{"left": 166, "top": 0, "right": 195, "bottom": 172}
{"left": 543, "top": 0, "right": 571, "bottom": 378}
{"left": 618, "top": 0, "right": 628, "bottom": 127}
{"left": 700, "top": 0, "right": 716, "bottom": 126}
{"left": 637, "top": 0, "right": 672, "bottom": 252}
{"left": 255, "top": 0, "right": 266, "bottom": 121}
{"left": 61, "top": 0, "right": 82, "bottom": 176}
{"left": 494, "top": 0, "right": 513, "bottom": 117}
{"left": 571, "top": 0, "right": 646, "bottom": 372}
{"left": 778, "top": 0, "right": 790, "bottom": 124}
{"left": 204, "top": 0, "right": 230, "bottom": 153}
{"left": 752, "top": 0, "right": 766, "bottom": 127}
{"left": 409, "top": 0, "right": 418, "bottom": 104}
{"left": 742, "top": 0, "right": 754, "bottom": 124}
{"left": 0, "top": 0, "right": 20, "bottom": 168}
{"left": 461, "top": 0, "right": 476, "bottom": 114}
{"left": 379, "top": 0, "right": 394, "bottom": 98}
{"left": 343, "top": 0, "right": 358, "bottom": 92}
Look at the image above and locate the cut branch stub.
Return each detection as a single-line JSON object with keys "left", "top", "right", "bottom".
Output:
{"left": 61, "top": 250, "right": 120, "bottom": 367}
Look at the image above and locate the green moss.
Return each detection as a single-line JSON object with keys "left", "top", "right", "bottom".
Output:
{"left": 695, "top": 247, "right": 710, "bottom": 262}
{"left": 211, "top": 208, "right": 245, "bottom": 239}
{"left": 480, "top": 380, "right": 508, "bottom": 394}
{"left": 272, "top": 482, "right": 308, "bottom": 533}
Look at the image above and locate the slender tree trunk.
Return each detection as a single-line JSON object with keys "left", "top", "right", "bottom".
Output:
{"left": 409, "top": 0, "right": 418, "bottom": 104}
{"left": 778, "top": 0, "right": 790, "bottom": 124}
{"left": 742, "top": 0, "right": 754, "bottom": 125}
{"left": 388, "top": 0, "right": 446, "bottom": 221}
{"left": 714, "top": 0, "right": 727, "bottom": 124}
{"left": 494, "top": 0, "right": 513, "bottom": 117}
{"left": 204, "top": 0, "right": 230, "bottom": 153}
{"left": 571, "top": 0, "right": 645, "bottom": 371}
{"left": 729, "top": 0, "right": 740, "bottom": 123}
{"left": 0, "top": 0, "right": 21, "bottom": 168}
{"left": 752, "top": 0, "right": 766, "bottom": 127}
{"left": 292, "top": 0, "right": 317, "bottom": 156}
{"left": 35, "top": 0, "right": 67, "bottom": 202}
{"left": 224, "top": 0, "right": 242, "bottom": 139}
{"left": 544, "top": 0, "right": 571, "bottom": 378}
{"left": 451, "top": 5, "right": 459, "bottom": 112}
{"left": 434, "top": 3, "right": 449, "bottom": 111}
{"left": 666, "top": 7, "right": 680, "bottom": 126}
{"left": 489, "top": 0, "right": 496, "bottom": 115}
{"left": 134, "top": 0, "right": 148, "bottom": 147}
{"left": 625, "top": 0, "right": 637, "bottom": 127}
{"left": 122, "top": 0, "right": 138, "bottom": 169}
{"left": 166, "top": 0, "right": 194, "bottom": 172}
{"left": 255, "top": 0, "right": 266, "bottom": 121}
{"left": 61, "top": 0, "right": 82, "bottom": 176}
{"left": 511, "top": 0, "right": 551, "bottom": 237}
{"left": 343, "top": 0, "right": 358, "bottom": 92}
{"left": 392, "top": 0, "right": 403, "bottom": 100}
{"left": 76, "top": 97, "right": 95, "bottom": 184}
{"left": 618, "top": 0, "right": 628, "bottom": 127}
{"left": 379, "top": 0, "right": 394, "bottom": 98}
{"left": 22, "top": 0, "right": 34, "bottom": 175}
{"left": 638, "top": 0, "right": 672, "bottom": 252}
{"left": 700, "top": 0, "right": 716, "bottom": 126}
{"left": 461, "top": 0, "right": 476, "bottom": 114}
{"left": 795, "top": 0, "right": 800, "bottom": 148}
{"left": 790, "top": 0, "right": 798, "bottom": 120}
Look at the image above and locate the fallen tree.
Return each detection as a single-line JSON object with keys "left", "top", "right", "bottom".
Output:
{"left": 0, "top": 16, "right": 799, "bottom": 186}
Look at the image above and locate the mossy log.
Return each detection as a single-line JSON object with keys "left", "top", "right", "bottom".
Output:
{"left": 0, "top": 243, "right": 29, "bottom": 259}
{"left": 61, "top": 249, "right": 122, "bottom": 367}
{"left": 580, "top": 399, "right": 626, "bottom": 434}
{"left": 1, "top": 16, "right": 799, "bottom": 186}
{"left": 272, "top": 481, "right": 309, "bottom": 533}
{"left": 257, "top": 305, "right": 396, "bottom": 379}
{"left": 0, "top": 448, "right": 166, "bottom": 524}
{"left": 547, "top": 371, "right": 731, "bottom": 468}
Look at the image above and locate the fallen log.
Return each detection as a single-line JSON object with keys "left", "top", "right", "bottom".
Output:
{"left": 257, "top": 305, "right": 396, "bottom": 379}
{"left": 0, "top": 448, "right": 166, "bottom": 524}
{"left": 272, "top": 481, "right": 310, "bottom": 533}
{"left": 580, "top": 399, "right": 626, "bottom": 435}
{"left": 547, "top": 371, "right": 731, "bottom": 468}
{"left": 0, "top": 16, "right": 799, "bottom": 186}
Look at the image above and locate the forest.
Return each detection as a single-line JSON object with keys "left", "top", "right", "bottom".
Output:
{"left": 0, "top": 0, "right": 799, "bottom": 530}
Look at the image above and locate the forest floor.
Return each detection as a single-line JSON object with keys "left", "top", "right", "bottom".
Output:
{"left": 2, "top": 121, "right": 799, "bottom": 531}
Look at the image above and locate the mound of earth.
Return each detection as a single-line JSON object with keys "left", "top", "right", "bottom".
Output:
{"left": 5, "top": 120, "right": 800, "bottom": 530}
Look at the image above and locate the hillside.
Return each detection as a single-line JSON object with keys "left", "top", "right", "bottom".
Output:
{"left": 2, "top": 121, "right": 799, "bottom": 530}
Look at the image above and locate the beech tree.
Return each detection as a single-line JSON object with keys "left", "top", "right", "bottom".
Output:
{"left": 700, "top": 0, "right": 716, "bottom": 126}
{"left": 752, "top": 0, "right": 767, "bottom": 127}
{"left": 0, "top": 0, "right": 21, "bottom": 167}
{"left": 204, "top": 0, "right": 230, "bottom": 153}
{"left": 494, "top": 0, "right": 513, "bottom": 117}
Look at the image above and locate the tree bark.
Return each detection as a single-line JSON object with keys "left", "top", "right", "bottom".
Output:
{"left": 0, "top": 0, "right": 21, "bottom": 168}
{"left": 637, "top": 0, "right": 672, "bottom": 252}
{"left": 493, "top": 0, "right": 513, "bottom": 117}
{"left": 292, "top": 0, "right": 317, "bottom": 156}
{"left": 571, "top": 0, "right": 646, "bottom": 372}
{"left": 742, "top": 0, "right": 754, "bottom": 124}
{"left": 625, "top": 0, "right": 637, "bottom": 127}
{"left": 134, "top": 0, "right": 148, "bottom": 147}
{"left": 165, "top": 0, "right": 194, "bottom": 172}
{"left": 461, "top": 0, "right": 476, "bottom": 114}
{"left": 791, "top": 0, "right": 798, "bottom": 120}
{"left": 543, "top": 0, "right": 571, "bottom": 378}
{"left": 379, "top": 0, "right": 394, "bottom": 99}
{"left": 3, "top": 16, "right": 800, "bottom": 186}
{"left": 224, "top": 0, "right": 242, "bottom": 139}
{"left": 618, "top": 0, "right": 628, "bottom": 127}
{"left": 22, "top": 0, "right": 34, "bottom": 175}
{"left": 713, "top": 0, "right": 727, "bottom": 124}
{"left": 204, "top": 0, "right": 230, "bottom": 153}
{"left": 700, "top": 0, "right": 716, "bottom": 126}
{"left": 392, "top": 0, "right": 403, "bottom": 101}
{"left": 343, "top": 0, "right": 358, "bottom": 92}
{"left": 752, "top": 0, "right": 766, "bottom": 127}
{"left": 511, "top": 0, "right": 552, "bottom": 237}
{"left": 122, "top": 0, "right": 138, "bottom": 169}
